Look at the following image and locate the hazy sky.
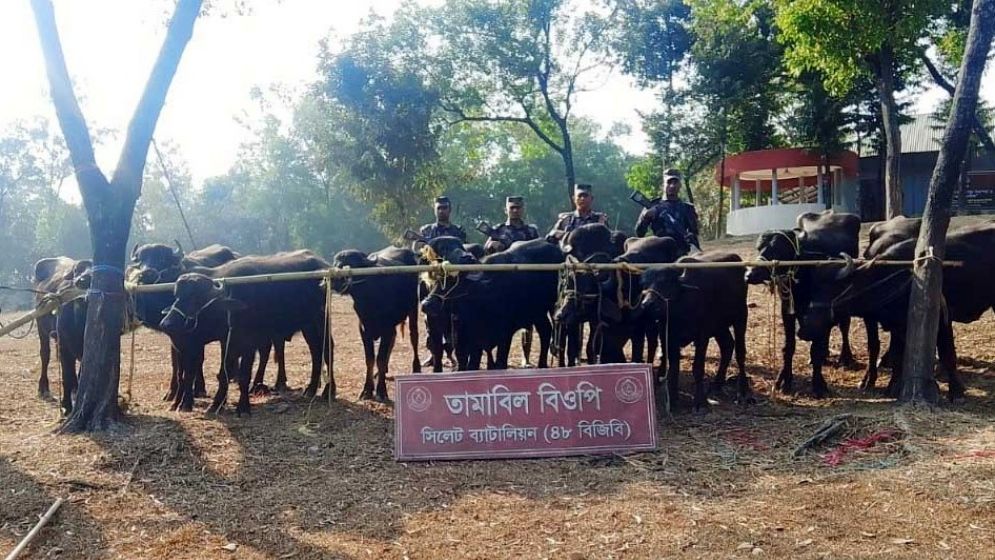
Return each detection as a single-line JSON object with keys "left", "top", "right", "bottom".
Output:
{"left": 1, "top": 1, "right": 991, "bottom": 190}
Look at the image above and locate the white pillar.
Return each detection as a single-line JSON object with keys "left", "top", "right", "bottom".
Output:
{"left": 771, "top": 168, "right": 779, "bottom": 205}
{"left": 817, "top": 167, "right": 825, "bottom": 205}
{"left": 732, "top": 178, "right": 741, "bottom": 210}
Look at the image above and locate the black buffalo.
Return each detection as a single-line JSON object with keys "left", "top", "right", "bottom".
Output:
{"left": 129, "top": 243, "right": 290, "bottom": 398}
{"left": 159, "top": 250, "right": 331, "bottom": 414}
{"left": 421, "top": 238, "right": 562, "bottom": 371}
{"left": 863, "top": 216, "right": 922, "bottom": 371}
{"left": 637, "top": 251, "right": 750, "bottom": 412}
{"left": 32, "top": 257, "right": 91, "bottom": 413}
{"left": 554, "top": 229, "right": 677, "bottom": 365}
{"left": 744, "top": 210, "right": 861, "bottom": 397}
{"left": 797, "top": 223, "right": 995, "bottom": 400}
{"left": 331, "top": 246, "right": 421, "bottom": 402}
{"left": 555, "top": 224, "right": 629, "bottom": 366}
{"left": 411, "top": 235, "right": 470, "bottom": 372}
{"left": 32, "top": 256, "right": 80, "bottom": 398}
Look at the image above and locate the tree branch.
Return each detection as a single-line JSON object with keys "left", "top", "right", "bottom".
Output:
{"left": 921, "top": 50, "right": 995, "bottom": 156}
{"left": 29, "top": 0, "right": 106, "bottom": 197}
{"left": 444, "top": 104, "right": 564, "bottom": 154}
{"left": 111, "top": 0, "right": 203, "bottom": 195}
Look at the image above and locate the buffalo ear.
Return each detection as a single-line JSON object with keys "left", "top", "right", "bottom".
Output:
{"left": 217, "top": 297, "right": 248, "bottom": 312}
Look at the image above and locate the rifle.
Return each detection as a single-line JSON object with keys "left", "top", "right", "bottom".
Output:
{"left": 629, "top": 190, "right": 660, "bottom": 209}
{"left": 476, "top": 221, "right": 512, "bottom": 248}
{"left": 403, "top": 229, "right": 426, "bottom": 243}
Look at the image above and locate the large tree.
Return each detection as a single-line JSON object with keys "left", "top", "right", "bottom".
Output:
{"left": 900, "top": 0, "right": 995, "bottom": 404}
{"left": 774, "top": 0, "right": 947, "bottom": 219}
{"left": 426, "top": 0, "right": 620, "bottom": 201}
{"left": 31, "top": 0, "right": 203, "bottom": 431}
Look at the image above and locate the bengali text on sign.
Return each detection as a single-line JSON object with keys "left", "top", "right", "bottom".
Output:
{"left": 394, "top": 363, "right": 658, "bottom": 461}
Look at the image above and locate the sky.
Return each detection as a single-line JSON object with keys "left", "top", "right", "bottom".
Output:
{"left": 0, "top": 0, "right": 991, "bottom": 192}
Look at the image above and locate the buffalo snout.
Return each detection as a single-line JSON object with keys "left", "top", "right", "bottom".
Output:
{"left": 744, "top": 266, "right": 769, "bottom": 285}
{"left": 420, "top": 294, "right": 443, "bottom": 316}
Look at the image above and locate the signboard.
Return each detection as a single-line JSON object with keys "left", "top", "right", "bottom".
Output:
{"left": 394, "top": 363, "right": 658, "bottom": 461}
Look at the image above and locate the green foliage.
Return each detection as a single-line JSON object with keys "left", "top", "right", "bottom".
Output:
{"left": 612, "top": 0, "right": 692, "bottom": 86}
{"left": 774, "top": 0, "right": 943, "bottom": 96}
{"left": 0, "top": 118, "right": 88, "bottom": 309}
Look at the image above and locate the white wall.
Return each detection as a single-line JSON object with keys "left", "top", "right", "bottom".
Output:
{"left": 726, "top": 203, "right": 829, "bottom": 236}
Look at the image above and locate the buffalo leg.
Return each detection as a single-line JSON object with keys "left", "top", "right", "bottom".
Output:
{"left": 774, "top": 305, "right": 796, "bottom": 394}
{"left": 666, "top": 339, "right": 681, "bottom": 412}
{"left": 375, "top": 332, "right": 396, "bottom": 402}
{"left": 691, "top": 337, "right": 709, "bottom": 413}
{"left": 567, "top": 324, "right": 581, "bottom": 367}
{"left": 208, "top": 348, "right": 237, "bottom": 414}
{"left": 273, "top": 337, "right": 289, "bottom": 392}
{"left": 534, "top": 315, "right": 553, "bottom": 369}
{"left": 836, "top": 316, "right": 859, "bottom": 370}
{"left": 711, "top": 328, "right": 733, "bottom": 395}
{"left": 521, "top": 326, "right": 533, "bottom": 367}
{"left": 810, "top": 333, "right": 831, "bottom": 399}
{"left": 359, "top": 325, "right": 377, "bottom": 400}
{"left": 645, "top": 320, "right": 659, "bottom": 367}
{"left": 495, "top": 332, "right": 514, "bottom": 370}
{"left": 937, "top": 318, "right": 965, "bottom": 401}
{"left": 235, "top": 348, "right": 254, "bottom": 416}
{"left": 584, "top": 323, "right": 596, "bottom": 364}
{"left": 879, "top": 341, "right": 897, "bottom": 369}
{"left": 860, "top": 318, "right": 881, "bottom": 391}
{"left": 302, "top": 321, "right": 334, "bottom": 401}
{"left": 408, "top": 308, "right": 421, "bottom": 374}
{"left": 58, "top": 345, "right": 77, "bottom": 416}
{"left": 193, "top": 352, "right": 208, "bottom": 397}
{"left": 630, "top": 321, "right": 646, "bottom": 363}
{"left": 426, "top": 316, "right": 445, "bottom": 373}
{"left": 251, "top": 338, "right": 273, "bottom": 394}
{"left": 37, "top": 320, "right": 52, "bottom": 397}
{"left": 175, "top": 345, "right": 203, "bottom": 412}
{"left": 165, "top": 347, "right": 180, "bottom": 402}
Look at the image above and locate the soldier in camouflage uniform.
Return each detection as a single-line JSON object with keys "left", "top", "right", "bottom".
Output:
{"left": 413, "top": 196, "right": 466, "bottom": 369}
{"left": 545, "top": 183, "right": 609, "bottom": 244}
{"left": 413, "top": 196, "right": 466, "bottom": 251}
{"left": 635, "top": 168, "right": 701, "bottom": 255}
{"left": 484, "top": 196, "right": 540, "bottom": 254}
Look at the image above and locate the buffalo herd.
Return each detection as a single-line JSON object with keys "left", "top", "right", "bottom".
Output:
{"left": 31, "top": 211, "right": 995, "bottom": 416}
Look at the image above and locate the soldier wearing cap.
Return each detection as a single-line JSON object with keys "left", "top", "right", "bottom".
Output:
{"left": 415, "top": 196, "right": 466, "bottom": 250}
{"left": 484, "top": 196, "right": 540, "bottom": 253}
{"left": 545, "top": 183, "right": 609, "bottom": 243}
{"left": 636, "top": 168, "right": 701, "bottom": 254}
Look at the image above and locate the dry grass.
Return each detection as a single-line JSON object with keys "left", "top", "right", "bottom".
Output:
{"left": 2, "top": 229, "right": 995, "bottom": 559}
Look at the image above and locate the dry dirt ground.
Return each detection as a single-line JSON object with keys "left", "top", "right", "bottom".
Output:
{"left": 3, "top": 229, "right": 995, "bottom": 559}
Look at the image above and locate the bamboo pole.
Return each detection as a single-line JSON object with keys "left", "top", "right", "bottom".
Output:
{"left": 126, "top": 258, "right": 965, "bottom": 295}
{"left": 4, "top": 497, "right": 64, "bottom": 560}
{"left": 0, "top": 288, "right": 85, "bottom": 339}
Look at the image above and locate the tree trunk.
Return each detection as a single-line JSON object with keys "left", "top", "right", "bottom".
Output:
{"left": 61, "top": 195, "right": 134, "bottom": 432}
{"left": 32, "top": 0, "right": 203, "bottom": 431}
{"left": 900, "top": 0, "right": 995, "bottom": 404}
{"left": 561, "top": 131, "right": 576, "bottom": 203}
{"left": 874, "top": 46, "right": 904, "bottom": 219}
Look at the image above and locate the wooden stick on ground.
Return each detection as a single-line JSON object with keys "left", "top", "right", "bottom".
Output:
{"left": 4, "top": 497, "right": 65, "bottom": 560}
{"left": 793, "top": 414, "right": 852, "bottom": 457}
